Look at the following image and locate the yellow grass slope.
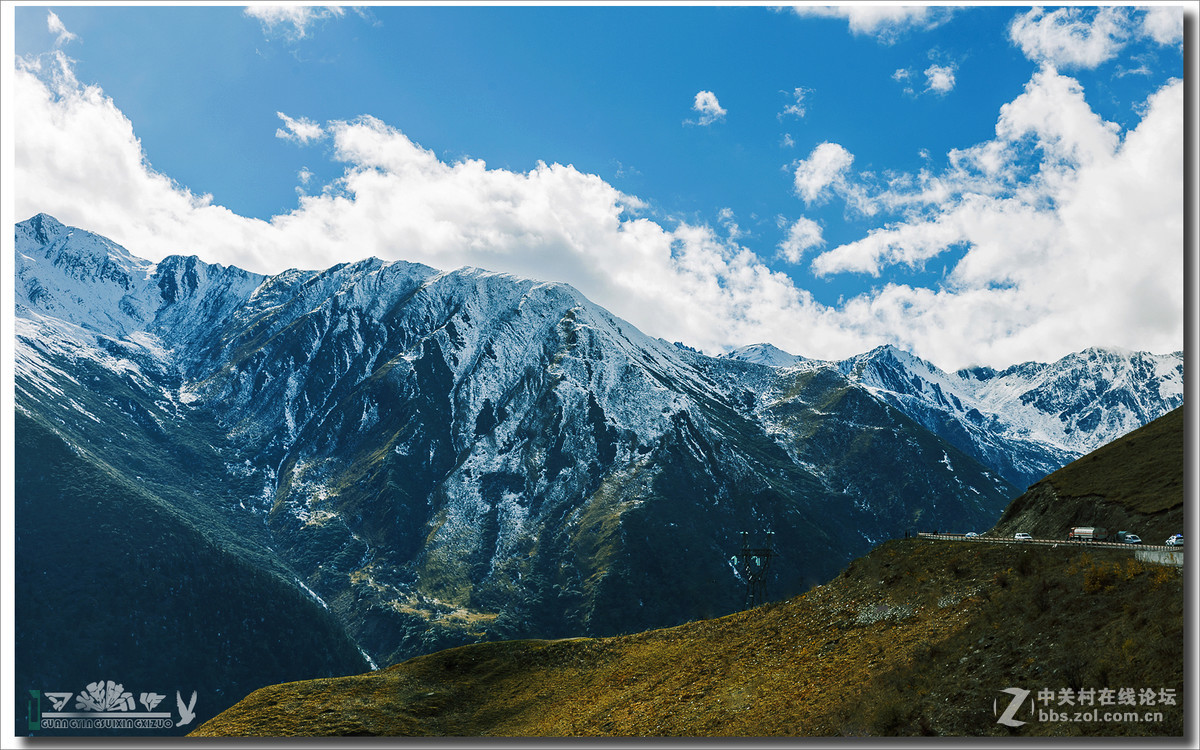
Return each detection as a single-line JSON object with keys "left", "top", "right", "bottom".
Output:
{"left": 193, "top": 538, "right": 1182, "bottom": 737}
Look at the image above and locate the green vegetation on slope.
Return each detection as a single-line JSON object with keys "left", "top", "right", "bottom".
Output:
{"left": 193, "top": 539, "right": 1182, "bottom": 737}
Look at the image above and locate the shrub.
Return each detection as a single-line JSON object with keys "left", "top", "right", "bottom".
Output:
{"left": 1149, "top": 566, "right": 1177, "bottom": 588}
{"left": 1082, "top": 562, "right": 1116, "bottom": 593}
{"left": 1121, "top": 558, "right": 1143, "bottom": 579}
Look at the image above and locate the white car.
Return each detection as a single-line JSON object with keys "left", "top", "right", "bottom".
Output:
{"left": 965, "top": 532, "right": 979, "bottom": 538}
{"left": 1166, "top": 534, "right": 1184, "bottom": 546}
{"left": 1123, "top": 534, "right": 1141, "bottom": 544}
{"left": 1014, "top": 532, "right": 1033, "bottom": 541}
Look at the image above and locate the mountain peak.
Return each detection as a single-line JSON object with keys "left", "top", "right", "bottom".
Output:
{"left": 16, "top": 214, "right": 170, "bottom": 339}
{"left": 1075, "top": 345, "right": 1135, "bottom": 362}
{"left": 26, "top": 212, "right": 65, "bottom": 229}
{"left": 863, "top": 343, "right": 921, "bottom": 364}
{"left": 721, "top": 342, "right": 804, "bottom": 367}
{"left": 20, "top": 213, "right": 68, "bottom": 246}
{"left": 17, "top": 213, "right": 147, "bottom": 272}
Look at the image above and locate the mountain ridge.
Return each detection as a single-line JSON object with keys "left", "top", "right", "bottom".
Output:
{"left": 729, "top": 340, "right": 1181, "bottom": 489}
{"left": 13, "top": 214, "right": 1181, "bottom": 691}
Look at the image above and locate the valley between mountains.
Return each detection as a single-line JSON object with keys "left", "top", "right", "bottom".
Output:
{"left": 13, "top": 214, "right": 1183, "bottom": 732}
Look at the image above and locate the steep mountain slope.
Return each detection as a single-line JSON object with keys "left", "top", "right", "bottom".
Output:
{"left": 959, "top": 347, "right": 1182, "bottom": 452}
{"left": 14, "top": 410, "right": 370, "bottom": 736}
{"left": 12, "top": 214, "right": 1176, "bottom": 685}
{"left": 192, "top": 412, "right": 1187, "bottom": 737}
{"left": 990, "top": 406, "right": 1184, "bottom": 541}
{"left": 721, "top": 342, "right": 1183, "bottom": 490}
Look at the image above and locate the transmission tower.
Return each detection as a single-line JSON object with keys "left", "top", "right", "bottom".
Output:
{"left": 737, "top": 530, "right": 777, "bottom": 608}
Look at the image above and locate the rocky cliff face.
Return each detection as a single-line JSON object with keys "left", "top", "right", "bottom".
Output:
{"left": 13, "top": 214, "right": 1178, "bottom": 668}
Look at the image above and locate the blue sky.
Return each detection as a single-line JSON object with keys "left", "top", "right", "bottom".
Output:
{"left": 8, "top": 4, "right": 1189, "bottom": 370}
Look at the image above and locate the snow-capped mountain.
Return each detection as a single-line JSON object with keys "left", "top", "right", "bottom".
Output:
{"left": 720, "top": 342, "right": 806, "bottom": 368}
{"left": 957, "top": 347, "right": 1183, "bottom": 453}
{"left": 833, "top": 344, "right": 1181, "bottom": 489}
{"left": 716, "top": 340, "right": 1182, "bottom": 491}
{"left": 13, "top": 215, "right": 1180, "bottom": 671}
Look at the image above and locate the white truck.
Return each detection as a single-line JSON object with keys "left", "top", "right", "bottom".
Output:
{"left": 1068, "top": 527, "right": 1108, "bottom": 541}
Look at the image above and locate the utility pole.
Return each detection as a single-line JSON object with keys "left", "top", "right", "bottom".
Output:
{"left": 738, "top": 531, "right": 777, "bottom": 609}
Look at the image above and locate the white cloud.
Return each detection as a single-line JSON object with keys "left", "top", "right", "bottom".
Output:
{"left": 1009, "top": 7, "right": 1182, "bottom": 69}
{"left": 813, "top": 214, "right": 963, "bottom": 278}
{"left": 1008, "top": 7, "right": 1131, "bottom": 69}
{"left": 924, "top": 64, "right": 956, "bottom": 94}
{"left": 792, "top": 142, "right": 854, "bottom": 204}
{"left": 1115, "top": 63, "right": 1153, "bottom": 79}
{"left": 47, "top": 11, "right": 76, "bottom": 47}
{"left": 717, "top": 207, "right": 744, "bottom": 241}
{"left": 687, "top": 90, "right": 726, "bottom": 126}
{"left": 789, "top": 6, "right": 954, "bottom": 43}
{"left": 12, "top": 54, "right": 838, "bottom": 360}
{"left": 275, "top": 112, "right": 325, "bottom": 144}
{"left": 893, "top": 68, "right": 915, "bottom": 96}
{"left": 809, "top": 69, "right": 1183, "bottom": 368}
{"left": 13, "top": 52, "right": 1182, "bottom": 372}
{"left": 995, "top": 66, "right": 1121, "bottom": 168}
{"left": 15, "top": 51, "right": 275, "bottom": 267}
{"left": 1141, "top": 6, "right": 1183, "bottom": 45}
{"left": 898, "top": 58, "right": 957, "bottom": 98}
{"left": 778, "top": 217, "right": 824, "bottom": 264}
{"left": 613, "top": 160, "right": 640, "bottom": 179}
{"left": 244, "top": 5, "right": 345, "bottom": 42}
{"left": 779, "top": 87, "right": 810, "bottom": 119}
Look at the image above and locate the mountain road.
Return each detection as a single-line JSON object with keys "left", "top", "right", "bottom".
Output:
{"left": 916, "top": 532, "right": 1182, "bottom": 553}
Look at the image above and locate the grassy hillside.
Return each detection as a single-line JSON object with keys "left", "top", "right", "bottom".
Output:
{"left": 991, "top": 407, "right": 1184, "bottom": 541}
{"left": 1048, "top": 406, "right": 1183, "bottom": 510}
{"left": 193, "top": 538, "right": 1182, "bottom": 737}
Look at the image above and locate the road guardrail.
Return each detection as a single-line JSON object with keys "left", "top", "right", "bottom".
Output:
{"left": 915, "top": 532, "right": 1181, "bottom": 552}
